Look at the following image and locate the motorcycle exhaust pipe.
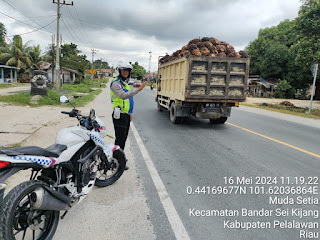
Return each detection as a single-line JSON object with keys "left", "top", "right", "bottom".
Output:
{"left": 30, "top": 187, "right": 68, "bottom": 211}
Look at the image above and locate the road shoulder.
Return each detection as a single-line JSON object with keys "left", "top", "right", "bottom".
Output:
{"left": 2, "top": 86, "right": 155, "bottom": 240}
{"left": 238, "top": 105, "right": 320, "bottom": 129}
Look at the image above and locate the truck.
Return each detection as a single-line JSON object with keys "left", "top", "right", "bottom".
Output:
{"left": 156, "top": 55, "right": 250, "bottom": 124}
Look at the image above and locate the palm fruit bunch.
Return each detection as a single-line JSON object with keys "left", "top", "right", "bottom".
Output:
{"left": 159, "top": 37, "right": 248, "bottom": 64}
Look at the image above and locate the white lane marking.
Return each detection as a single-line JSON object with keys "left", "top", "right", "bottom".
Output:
{"left": 131, "top": 123, "right": 191, "bottom": 240}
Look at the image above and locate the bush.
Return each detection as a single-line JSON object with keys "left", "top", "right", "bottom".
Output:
{"left": 275, "top": 80, "right": 295, "bottom": 98}
{"left": 38, "top": 90, "right": 61, "bottom": 105}
{"left": 61, "top": 83, "right": 91, "bottom": 93}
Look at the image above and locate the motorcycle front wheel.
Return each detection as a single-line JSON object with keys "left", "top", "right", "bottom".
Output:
{"left": 94, "top": 149, "right": 126, "bottom": 187}
{"left": 0, "top": 180, "right": 60, "bottom": 240}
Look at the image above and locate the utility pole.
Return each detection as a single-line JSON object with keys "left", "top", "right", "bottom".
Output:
{"left": 91, "top": 49, "right": 98, "bottom": 80}
{"left": 99, "top": 58, "right": 103, "bottom": 70}
{"left": 53, "top": 0, "right": 73, "bottom": 90}
{"left": 60, "top": 34, "right": 63, "bottom": 87}
{"left": 99, "top": 58, "right": 103, "bottom": 81}
{"left": 149, "top": 51, "right": 152, "bottom": 82}
{"left": 51, "top": 34, "right": 55, "bottom": 88}
{"left": 308, "top": 63, "right": 318, "bottom": 114}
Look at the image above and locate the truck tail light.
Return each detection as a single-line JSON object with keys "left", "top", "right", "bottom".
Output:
{"left": 0, "top": 161, "right": 10, "bottom": 168}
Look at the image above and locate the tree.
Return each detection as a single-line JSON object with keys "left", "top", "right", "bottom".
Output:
{"left": 130, "top": 61, "right": 146, "bottom": 80}
{"left": 275, "top": 80, "right": 296, "bottom": 99}
{"left": 294, "top": 0, "right": 320, "bottom": 98}
{"left": 0, "top": 35, "right": 31, "bottom": 68}
{"left": 29, "top": 45, "right": 44, "bottom": 70}
{"left": 0, "top": 22, "right": 6, "bottom": 47}
{"left": 246, "top": 19, "right": 297, "bottom": 77}
{"left": 61, "top": 43, "right": 80, "bottom": 57}
{"left": 60, "top": 43, "right": 91, "bottom": 74}
{"left": 43, "top": 44, "right": 56, "bottom": 62}
{"left": 246, "top": 15, "right": 317, "bottom": 96}
{"left": 246, "top": 20, "right": 296, "bottom": 76}
{"left": 93, "top": 59, "right": 110, "bottom": 69}
{"left": 259, "top": 43, "right": 290, "bottom": 79}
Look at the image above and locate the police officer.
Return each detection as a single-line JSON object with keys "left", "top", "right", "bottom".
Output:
{"left": 110, "top": 61, "right": 147, "bottom": 170}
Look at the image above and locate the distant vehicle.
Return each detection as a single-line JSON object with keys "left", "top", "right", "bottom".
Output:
{"left": 133, "top": 80, "right": 142, "bottom": 87}
{"left": 128, "top": 78, "right": 135, "bottom": 85}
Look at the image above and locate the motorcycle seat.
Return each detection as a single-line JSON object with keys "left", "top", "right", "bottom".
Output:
{"left": 0, "top": 144, "right": 67, "bottom": 158}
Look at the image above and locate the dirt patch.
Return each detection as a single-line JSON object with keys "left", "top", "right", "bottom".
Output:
{"left": 244, "top": 97, "right": 320, "bottom": 109}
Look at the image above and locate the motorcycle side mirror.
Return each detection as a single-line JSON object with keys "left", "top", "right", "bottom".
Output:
{"left": 60, "top": 96, "right": 69, "bottom": 103}
{"left": 89, "top": 109, "right": 96, "bottom": 120}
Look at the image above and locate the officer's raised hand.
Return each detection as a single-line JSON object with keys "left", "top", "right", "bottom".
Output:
{"left": 137, "top": 82, "right": 147, "bottom": 91}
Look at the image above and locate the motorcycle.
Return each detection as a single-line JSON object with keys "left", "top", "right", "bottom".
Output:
{"left": 0, "top": 96, "right": 126, "bottom": 240}
{"left": 150, "top": 83, "right": 154, "bottom": 90}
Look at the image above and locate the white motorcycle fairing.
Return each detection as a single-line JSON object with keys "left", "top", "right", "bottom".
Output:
{"left": 88, "top": 131, "right": 120, "bottom": 158}
{"left": 0, "top": 154, "right": 57, "bottom": 168}
{"left": 0, "top": 127, "right": 120, "bottom": 168}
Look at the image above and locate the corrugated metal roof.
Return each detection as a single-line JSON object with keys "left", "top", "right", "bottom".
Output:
{"left": 100, "top": 69, "right": 112, "bottom": 73}
{"left": 0, "top": 65, "right": 21, "bottom": 70}
{"left": 248, "top": 77, "right": 277, "bottom": 87}
{"left": 61, "top": 66, "right": 83, "bottom": 76}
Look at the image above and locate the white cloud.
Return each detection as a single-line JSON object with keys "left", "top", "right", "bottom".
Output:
{"left": 0, "top": 0, "right": 301, "bottom": 72}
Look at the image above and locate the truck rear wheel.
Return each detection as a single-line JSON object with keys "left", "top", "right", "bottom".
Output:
{"left": 170, "top": 102, "right": 183, "bottom": 124}
{"left": 209, "top": 117, "right": 228, "bottom": 124}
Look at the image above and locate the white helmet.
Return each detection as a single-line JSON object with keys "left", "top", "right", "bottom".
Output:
{"left": 116, "top": 61, "right": 133, "bottom": 77}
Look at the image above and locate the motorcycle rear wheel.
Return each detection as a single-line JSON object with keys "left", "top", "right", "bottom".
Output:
{"left": 94, "top": 149, "right": 126, "bottom": 187}
{"left": 0, "top": 180, "right": 60, "bottom": 240}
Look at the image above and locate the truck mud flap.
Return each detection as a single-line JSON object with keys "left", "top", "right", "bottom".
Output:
{"left": 176, "top": 106, "right": 190, "bottom": 117}
{"left": 227, "top": 107, "right": 232, "bottom": 117}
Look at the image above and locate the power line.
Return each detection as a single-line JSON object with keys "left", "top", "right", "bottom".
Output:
{"left": 0, "top": 10, "right": 52, "bottom": 36}
{"left": 66, "top": 7, "right": 87, "bottom": 44}
{"left": 60, "top": 7, "right": 81, "bottom": 42}
{"left": 62, "top": 15, "right": 108, "bottom": 28}
{"left": 6, "top": 18, "right": 57, "bottom": 37}
{"left": 73, "top": 6, "right": 93, "bottom": 47}
{"left": 61, "top": 16, "right": 76, "bottom": 42}
{"left": 0, "top": 15, "right": 56, "bottom": 19}
{"left": 0, "top": 0, "right": 55, "bottom": 35}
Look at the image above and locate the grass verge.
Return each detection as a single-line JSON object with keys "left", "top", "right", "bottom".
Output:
{"left": 0, "top": 83, "right": 21, "bottom": 89}
{"left": 0, "top": 91, "right": 31, "bottom": 105}
{"left": 0, "top": 79, "right": 106, "bottom": 107}
{"left": 69, "top": 89, "right": 102, "bottom": 107}
{"left": 241, "top": 103, "right": 320, "bottom": 119}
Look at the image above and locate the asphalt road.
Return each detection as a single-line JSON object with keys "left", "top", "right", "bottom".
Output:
{"left": 129, "top": 88, "right": 320, "bottom": 240}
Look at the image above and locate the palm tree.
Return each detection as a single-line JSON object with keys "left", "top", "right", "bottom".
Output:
{"left": 0, "top": 35, "right": 32, "bottom": 68}
{"left": 42, "top": 43, "right": 55, "bottom": 63}
{"left": 29, "top": 45, "right": 44, "bottom": 70}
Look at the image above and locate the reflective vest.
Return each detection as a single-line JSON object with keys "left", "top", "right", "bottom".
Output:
{"left": 110, "top": 78, "right": 134, "bottom": 114}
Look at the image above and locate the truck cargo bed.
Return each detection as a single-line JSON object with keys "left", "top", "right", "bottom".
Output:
{"left": 157, "top": 56, "right": 250, "bottom": 102}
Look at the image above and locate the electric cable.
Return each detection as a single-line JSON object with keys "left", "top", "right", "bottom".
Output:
{"left": 6, "top": 18, "right": 57, "bottom": 37}
{"left": 0, "top": 11, "right": 52, "bottom": 37}
{"left": 0, "top": 0, "right": 55, "bottom": 35}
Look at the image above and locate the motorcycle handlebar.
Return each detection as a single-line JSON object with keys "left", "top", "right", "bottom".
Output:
{"left": 61, "top": 109, "right": 79, "bottom": 118}
{"left": 61, "top": 109, "right": 100, "bottom": 131}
